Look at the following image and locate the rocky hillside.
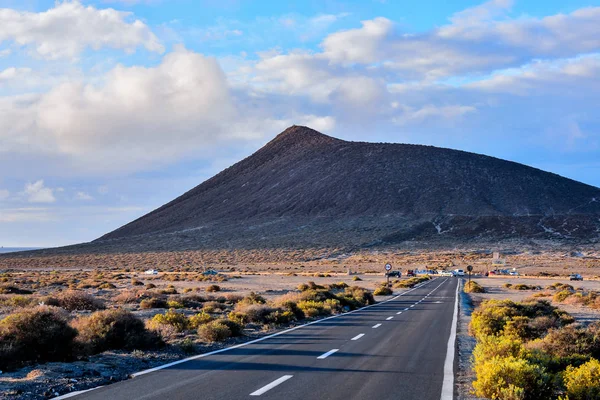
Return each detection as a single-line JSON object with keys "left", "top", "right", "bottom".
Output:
{"left": 86, "top": 125, "right": 600, "bottom": 251}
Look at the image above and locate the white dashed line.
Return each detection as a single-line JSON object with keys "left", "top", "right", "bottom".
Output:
{"left": 250, "top": 375, "right": 293, "bottom": 396}
{"left": 351, "top": 333, "right": 365, "bottom": 341}
{"left": 386, "top": 316, "right": 393, "bottom": 320}
{"left": 410, "top": 305, "right": 415, "bottom": 308}
{"left": 404, "top": 308, "right": 409, "bottom": 311}
{"left": 372, "top": 323, "right": 382, "bottom": 328}
{"left": 317, "top": 349, "right": 339, "bottom": 359}
{"left": 396, "top": 311, "right": 403, "bottom": 315}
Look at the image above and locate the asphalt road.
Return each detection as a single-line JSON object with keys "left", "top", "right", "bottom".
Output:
{"left": 69, "top": 277, "right": 459, "bottom": 400}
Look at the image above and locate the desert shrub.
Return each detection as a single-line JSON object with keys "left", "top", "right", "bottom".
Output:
{"left": 198, "top": 320, "right": 231, "bottom": 342}
{"left": 148, "top": 309, "right": 189, "bottom": 332}
{"left": 159, "top": 285, "right": 178, "bottom": 295}
{"left": 206, "top": 285, "right": 221, "bottom": 293}
{"left": 167, "top": 300, "right": 185, "bottom": 309}
{"left": 514, "top": 284, "right": 531, "bottom": 291}
{"left": 504, "top": 283, "right": 513, "bottom": 289}
{"left": 297, "top": 300, "right": 329, "bottom": 317}
{"left": 297, "top": 283, "right": 310, "bottom": 291}
{"left": 472, "top": 356, "right": 553, "bottom": 400}
{"left": 327, "top": 282, "right": 349, "bottom": 290}
{"left": 145, "top": 283, "right": 157, "bottom": 289}
{"left": 73, "top": 309, "right": 162, "bottom": 354}
{"left": 214, "top": 318, "right": 243, "bottom": 336}
{"left": 98, "top": 282, "right": 117, "bottom": 289}
{"left": 464, "top": 281, "right": 485, "bottom": 293}
{"left": 275, "top": 300, "right": 305, "bottom": 320}
{"left": 473, "top": 334, "right": 527, "bottom": 365}
{"left": 131, "top": 279, "right": 144, "bottom": 286}
{"left": 352, "top": 276, "right": 362, "bottom": 281}
{"left": 224, "top": 293, "right": 243, "bottom": 304}
{"left": 113, "top": 290, "right": 139, "bottom": 304}
{"left": 239, "top": 292, "right": 266, "bottom": 305}
{"left": 554, "top": 290, "right": 573, "bottom": 303}
{"left": 534, "top": 323, "right": 600, "bottom": 360}
{"left": 469, "top": 300, "right": 571, "bottom": 341}
{"left": 237, "top": 304, "right": 278, "bottom": 323}
{"left": 202, "top": 301, "right": 227, "bottom": 313}
{"left": 343, "top": 286, "right": 375, "bottom": 306}
{"left": 0, "top": 286, "right": 33, "bottom": 295}
{"left": 140, "top": 297, "right": 168, "bottom": 309}
{"left": 0, "top": 295, "right": 37, "bottom": 308}
{"left": 563, "top": 358, "right": 600, "bottom": 400}
{"left": 0, "top": 306, "right": 77, "bottom": 370}
{"left": 57, "top": 291, "right": 105, "bottom": 311}
{"left": 373, "top": 286, "right": 393, "bottom": 296}
{"left": 189, "top": 311, "right": 213, "bottom": 328}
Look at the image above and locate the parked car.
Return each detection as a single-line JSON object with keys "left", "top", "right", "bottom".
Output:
{"left": 509, "top": 271, "right": 519, "bottom": 276}
{"left": 439, "top": 271, "right": 454, "bottom": 277}
{"left": 406, "top": 269, "right": 415, "bottom": 277}
{"left": 569, "top": 274, "right": 583, "bottom": 281}
{"left": 387, "top": 270, "right": 401, "bottom": 277}
{"left": 454, "top": 269, "right": 465, "bottom": 276}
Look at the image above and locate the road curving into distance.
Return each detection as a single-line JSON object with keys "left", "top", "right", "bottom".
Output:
{"left": 62, "top": 277, "right": 460, "bottom": 400}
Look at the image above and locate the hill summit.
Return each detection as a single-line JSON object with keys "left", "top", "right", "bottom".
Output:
{"left": 94, "top": 126, "right": 600, "bottom": 250}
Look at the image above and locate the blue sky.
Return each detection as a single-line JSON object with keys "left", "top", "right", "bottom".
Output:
{"left": 0, "top": 0, "right": 600, "bottom": 247}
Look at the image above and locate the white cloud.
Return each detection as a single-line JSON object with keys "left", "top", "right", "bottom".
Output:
{"left": 0, "top": 207, "right": 54, "bottom": 222}
{"left": 392, "top": 104, "right": 477, "bottom": 126}
{"left": 0, "top": 46, "right": 331, "bottom": 174}
{"left": 0, "top": 67, "right": 32, "bottom": 82}
{"left": 75, "top": 191, "right": 94, "bottom": 201}
{"left": 24, "top": 180, "right": 56, "bottom": 203}
{"left": 0, "top": 189, "right": 9, "bottom": 200}
{"left": 97, "top": 185, "right": 109, "bottom": 194}
{"left": 0, "top": 1, "right": 164, "bottom": 60}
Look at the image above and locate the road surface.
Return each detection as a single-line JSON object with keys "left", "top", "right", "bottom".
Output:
{"left": 68, "top": 277, "right": 459, "bottom": 400}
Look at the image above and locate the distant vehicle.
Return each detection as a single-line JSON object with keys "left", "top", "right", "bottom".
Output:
{"left": 144, "top": 269, "right": 158, "bottom": 275}
{"left": 406, "top": 269, "right": 415, "bottom": 277}
{"left": 387, "top": 271, "right": 401, "bottom": 277}
{"left": 454, "top": 269, "right": 465, "bottom": 276}
{"left": 202, "top": 269, "right": 219, "bottom": 276}
{"left": 569, "top": 274, "right": 583, "bottom": 281}
{"left": 439, "top": 271, "right": 454, "bottom": 277}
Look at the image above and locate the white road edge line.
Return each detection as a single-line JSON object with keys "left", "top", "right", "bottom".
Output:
{"left": 351, "top": 333, "right": 365, "bottom": 341}
{"left": 250, "top": 375, "right": 294, "bottom": 396}
{"left": 440, "top": 278, "right": 460, "bottom": 400}
{"left": 317, "top": 349, "right": 339, "bottom": 359}
{"left": 53, "top": 279, "right": 439, "bottom": 400}
{"left": 372, "top": 323, "right": 382, "bottom": 328}
{"left": 386, "top": 316, "right": 393, "bottom": 320}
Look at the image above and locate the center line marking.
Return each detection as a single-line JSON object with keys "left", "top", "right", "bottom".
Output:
{"left": 250, "top": 375, "right": 293, "bottom": 396}
{"left": 372, "top": 323, "right": 382, "bottom": 328}
{"left": 386, "top": 316, "right": 393, "bottom": 320}
{"left": 351, "top": 333, "right": 365, "bottom": 341}
{"left": 396, "top": 311, "right": 403, "bottom": 314}
{"left": 317, "top": 349, "right": 339, "bottom": 359}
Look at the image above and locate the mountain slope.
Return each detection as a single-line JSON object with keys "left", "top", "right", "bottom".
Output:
{"left": 96, "top": 126, "right": 600, "bottom": 249}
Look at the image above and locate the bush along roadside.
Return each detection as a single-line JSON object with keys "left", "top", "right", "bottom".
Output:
{"left": 0, "top": 283, "right": 375, "bottom": 373}
{"left": 468, "top": 298, "right": 600, "bottom": 399}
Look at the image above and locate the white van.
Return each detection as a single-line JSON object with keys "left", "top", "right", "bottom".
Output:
{"left": 453, "top": 269, "right": 465, "bottom": 276}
